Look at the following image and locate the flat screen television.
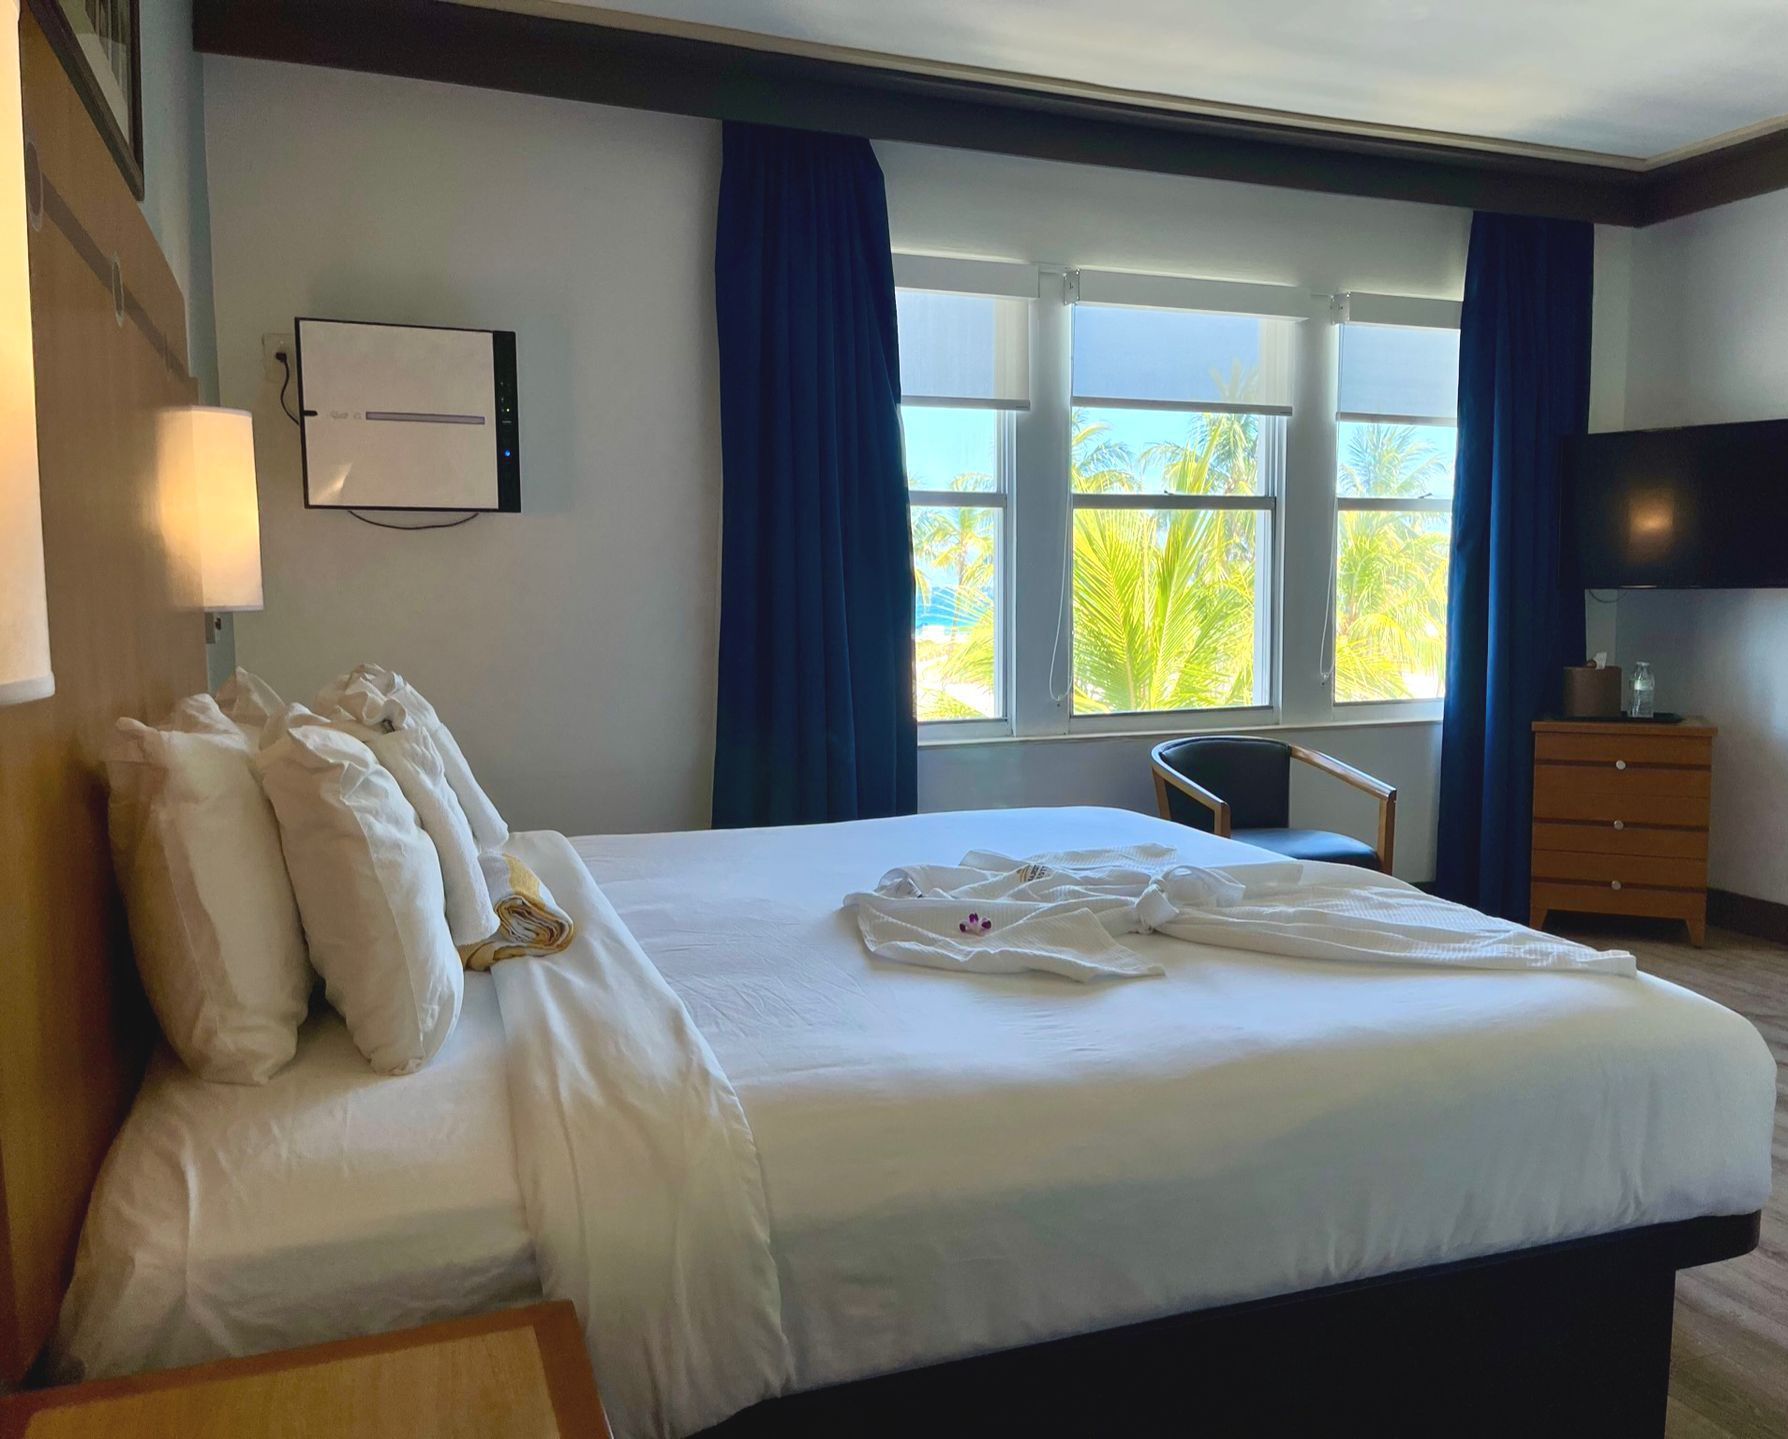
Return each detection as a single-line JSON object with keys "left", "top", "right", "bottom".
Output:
{"left": 1566, "top": 418, "right": 1788, "bottom": 588}
{"left": 295, "top": 317, "right": 520, "bottom": 512}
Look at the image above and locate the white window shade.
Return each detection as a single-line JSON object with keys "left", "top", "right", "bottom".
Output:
{"left": 897, "top": 289, "right": 1030, "bottom": 409}
{"left": 1342, "top": 291, "right": 1462, "bottom": 329}
{"left": 1072, "top": 304, "right": 1295, "bottom": 413}
{"left": 1338, "top": 323, "right": 1461, "bottom": 423}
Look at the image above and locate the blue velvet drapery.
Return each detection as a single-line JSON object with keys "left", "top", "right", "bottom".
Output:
{"left": 1436, "top": 212, "right": 1595, "bottom": 918}
{"left": 711, "top": 123, "right": 917, "bottom": 828}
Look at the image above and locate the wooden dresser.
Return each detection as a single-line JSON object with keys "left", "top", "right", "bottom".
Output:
{"left": 1529, "top": 719, "right": 1715, "bottom": 946}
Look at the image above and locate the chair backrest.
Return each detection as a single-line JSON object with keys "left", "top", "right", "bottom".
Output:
{"left": 1155, "top": 736, "right": 1292, "bottom": 832}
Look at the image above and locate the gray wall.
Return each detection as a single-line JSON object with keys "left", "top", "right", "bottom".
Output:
{"left": 139, "top": 0, "right": 227, "bottom": 683}
{"left": 203, "top": 56, "right": 1653, "bottom": 881}
{"left": 140, "top": 0, "right": 216, "bottom": 400}
{"left": 1613, "top": 188, "right": 1788, "bottom": 905}
{"left": 206, "top": 59, "right": 727, "bottom": 834}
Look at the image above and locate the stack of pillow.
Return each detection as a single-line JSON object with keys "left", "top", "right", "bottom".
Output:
{"left": 105, "top": 665, "right": 572, "bottom": 1084}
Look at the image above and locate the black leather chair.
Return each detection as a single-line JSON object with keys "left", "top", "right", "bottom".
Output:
{"left": 1150, "top": 736, "right": 1396, "bottom": 871}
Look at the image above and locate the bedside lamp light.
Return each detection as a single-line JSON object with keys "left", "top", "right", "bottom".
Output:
{"left": 0, "top": 0, "right": 52, "bottom": 707}
{"left": 191, "top": 406, "right": 263, "bottom": 618}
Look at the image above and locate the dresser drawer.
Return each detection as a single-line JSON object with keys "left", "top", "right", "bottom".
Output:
{"left": 1531, "top": 785, "right": 1709, "bottom": 827}
{"left": 1531, "top": 820, "right": 1708, "bottom": 859}
{"left": 1529, "top": 881, "right": 1705, "bottom": 924}
{"left": 1530, "top": 849, "right": 1707, "bottom": 890}
{"left": 1532, "top": 761, "right": 1710, "bottom": 800}
{"left": 1534, "top": 730, "right": 1712, "bottom": 768}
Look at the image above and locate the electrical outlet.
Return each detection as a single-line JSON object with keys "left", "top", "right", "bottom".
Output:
{"left": 262, "top": 331, "right": 294, "bottom": 379}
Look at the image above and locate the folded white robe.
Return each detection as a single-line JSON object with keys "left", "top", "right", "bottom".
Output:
{"left": 847, "top": 844, "right": 1636, "bottom": 981}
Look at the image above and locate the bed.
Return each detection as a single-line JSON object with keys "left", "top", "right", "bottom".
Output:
{"left": 51, "top": 806, "right": 1775, "bottom": 1438}
{"left": 51, "top": 978, "right": 539, "bottom": 1378}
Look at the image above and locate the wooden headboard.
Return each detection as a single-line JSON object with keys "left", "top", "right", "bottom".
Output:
{"left": 0, "top": 9, "right": 206, "bottom": 1381}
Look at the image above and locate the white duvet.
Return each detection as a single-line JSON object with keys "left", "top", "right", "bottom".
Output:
{"left": 557, "top": 807, "right": 1774, "bottom": 1434}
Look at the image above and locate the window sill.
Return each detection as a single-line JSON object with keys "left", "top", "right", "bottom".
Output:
{"left": 920, "top": 711, "right": 1442, "bottom": 750}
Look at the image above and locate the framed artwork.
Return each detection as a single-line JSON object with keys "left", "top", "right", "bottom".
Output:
{"left": 27, "top": 0, "right": 143, "bottom": 199}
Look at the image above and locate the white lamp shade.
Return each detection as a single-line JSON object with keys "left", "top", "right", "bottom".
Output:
{"left": 190, "top": 406, "right": 263, "bottom": 613}
{"left": 0, "top": 0, "right": 52, "bottom": 707}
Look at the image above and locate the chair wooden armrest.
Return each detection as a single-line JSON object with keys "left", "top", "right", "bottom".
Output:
{"left": 1151, "top": 745, "right": 1232, "bottom": 838}
{"left": 1289, "top": 745, "right": 1397, "bottom": 872}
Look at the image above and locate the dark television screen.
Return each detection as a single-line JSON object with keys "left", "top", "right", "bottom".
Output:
{"left": 1566, "top": 419, "right": 1788, "bottom": 589}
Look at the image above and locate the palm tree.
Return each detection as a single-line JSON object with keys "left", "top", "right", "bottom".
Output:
{"left": 1069, "top": 409, "right": 1260, "bottom": 712}
{"left": 910, "top": 409, "right": 1450, "bottom": 720}
{"left": 1071, "top": 507, "right": 1257, "bottom": 712}
{"left": 1333, "top": 424, "right": 1451, "bottom": 700}
{"left": 910, "top": 478, "right": 995, "bottom": 609}
{"left": 1338, "top": 422, "right": 1447, "bottom": 499}
{"left": 911, "top": 471, "right": 999, "bottom": 719}
{"left": 1134, "top": 365, "right": 1262, "bottom": 498}
{"left": 1070, "top": 413, "right": 1139, "bottom": 493}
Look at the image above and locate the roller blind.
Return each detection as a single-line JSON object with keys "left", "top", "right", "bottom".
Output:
{"left": 896, "top": 289, "right": 1031, "bottom": 409}
{"left": 1071, "top": 304, "right": 1296, "bottom": 413}
{"left": 1338, "top": 323, "right": 1461, "bottom": 423}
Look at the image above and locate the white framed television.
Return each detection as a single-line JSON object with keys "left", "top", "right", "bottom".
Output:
{"left": 295, "top": 317, "right": 520, "bottom": 512}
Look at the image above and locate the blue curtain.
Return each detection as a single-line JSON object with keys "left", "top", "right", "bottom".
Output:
{"left": 1437, "top": 212, "right": 1595, "bottom": 918}
{"left": 711, "top": 123, "right": 917, "bottom": 828}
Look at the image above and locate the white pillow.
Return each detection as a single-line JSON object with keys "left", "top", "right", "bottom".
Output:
{"left": 316, "top": 665, "right": 508, "bottom": 852}
{"left": 104, "top": 697, "right": 312, "bottom": 1084}
{"left": 347, "top": 722, "right": 497, "bottom": 946}
{"left": 253, "top": 706, "right": 464, "bottom": 1074}
{"left": 164, "top": 692, "right": 240, "bottom": 739}
{"left": 314, "top": 676, "right": 498, "bottom": 945}
{"left": 215, "top": 667, "right": 285, "bottom": 739}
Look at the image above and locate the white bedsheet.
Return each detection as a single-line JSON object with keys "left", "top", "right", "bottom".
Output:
{"left": 574, "top": 806, "right": 1776, "bottom": 1405}
{"left": 51, "top": 976, "right": 538, "bottom": 1382}
{"left": 492, "top": 832, "right": 790, "bottom": 1439}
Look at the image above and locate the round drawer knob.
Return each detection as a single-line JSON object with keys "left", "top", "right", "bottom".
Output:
{"left": 1612, "top": 820, "right": 1625, "bottom": 830}
{"left": 1611, "top": 880, "right": 1623, "bottom": 891}
{"left": 1614, "top": 760, "right": 1627, "bottom": 770}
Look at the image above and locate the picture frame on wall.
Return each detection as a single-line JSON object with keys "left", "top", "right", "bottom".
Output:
{"left": 27, "top": 0, "right": 143, "bottom": 199}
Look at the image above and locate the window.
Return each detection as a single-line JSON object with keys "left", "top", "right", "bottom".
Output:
{"left": 895, "top": 278, "right": 1031, "bottom": 725}
{"left": 1332, "top": 320, "right": 1460, "bottom": 703}
{"left": 892, "top": 259, "right": 1458, "bottom": 741}
{"left": 1067, "top": 303, "right": 1289, "bottom": 715}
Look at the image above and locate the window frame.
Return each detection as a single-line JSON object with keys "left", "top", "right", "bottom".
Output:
{"left": 905, "top": 406, "right": 1015, "bottom": 741}
{"left": 1065, "top": 416, "right": 1282, "bottom": 729}
{"left": 894, "top": 257, "right": 1040, "bottom": 741}
{"left": 1061, "top": 274, "right": 1317, "bottom": 733}
{"left": 893, "top": 262, "right": 1462, "bottom": 745}
{"left": 1328, "top": 296, "right": 1462, "bottom": 719}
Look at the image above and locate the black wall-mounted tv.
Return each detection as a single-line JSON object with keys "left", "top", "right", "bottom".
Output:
{"left": 1566, "top": 418, "right": 1788, "bottom": 589}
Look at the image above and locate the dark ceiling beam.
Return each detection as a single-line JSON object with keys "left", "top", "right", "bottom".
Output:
{"left": 1642, "top": 128, "right": 1788, "bottom": 224}
{"left": 193, "top": 0, "right": 1785, "bottom": 227}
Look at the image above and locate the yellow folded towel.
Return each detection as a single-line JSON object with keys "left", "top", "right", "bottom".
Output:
{"left": 459, "top": 852, "right": 576, "bottom": 972}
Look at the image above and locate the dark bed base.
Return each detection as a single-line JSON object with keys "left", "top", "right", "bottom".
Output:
{"left": 698, "top": 1211, "right": 1759, "bottom": 1439}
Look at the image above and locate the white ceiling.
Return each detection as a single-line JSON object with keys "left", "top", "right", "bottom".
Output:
{"left": 513, "top": 0, "right": 1788, "bottom": 161}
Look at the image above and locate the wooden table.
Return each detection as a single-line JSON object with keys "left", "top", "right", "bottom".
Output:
{"left": 0, "top": 1303, "right": 608, "bottom": 1439}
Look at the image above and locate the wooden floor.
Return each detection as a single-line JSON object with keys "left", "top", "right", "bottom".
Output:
{"left": 1559, "top": 920, "right": 1787, "bottom": 1439}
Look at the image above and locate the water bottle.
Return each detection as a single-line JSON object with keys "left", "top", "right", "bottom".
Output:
{"left": 1631, "top": 661, "right": 1655, "bottom": 720}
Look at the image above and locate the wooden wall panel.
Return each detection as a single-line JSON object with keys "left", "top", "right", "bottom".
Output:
{"left": 0, "top": 10, "right": 204, "bottom": 1381}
